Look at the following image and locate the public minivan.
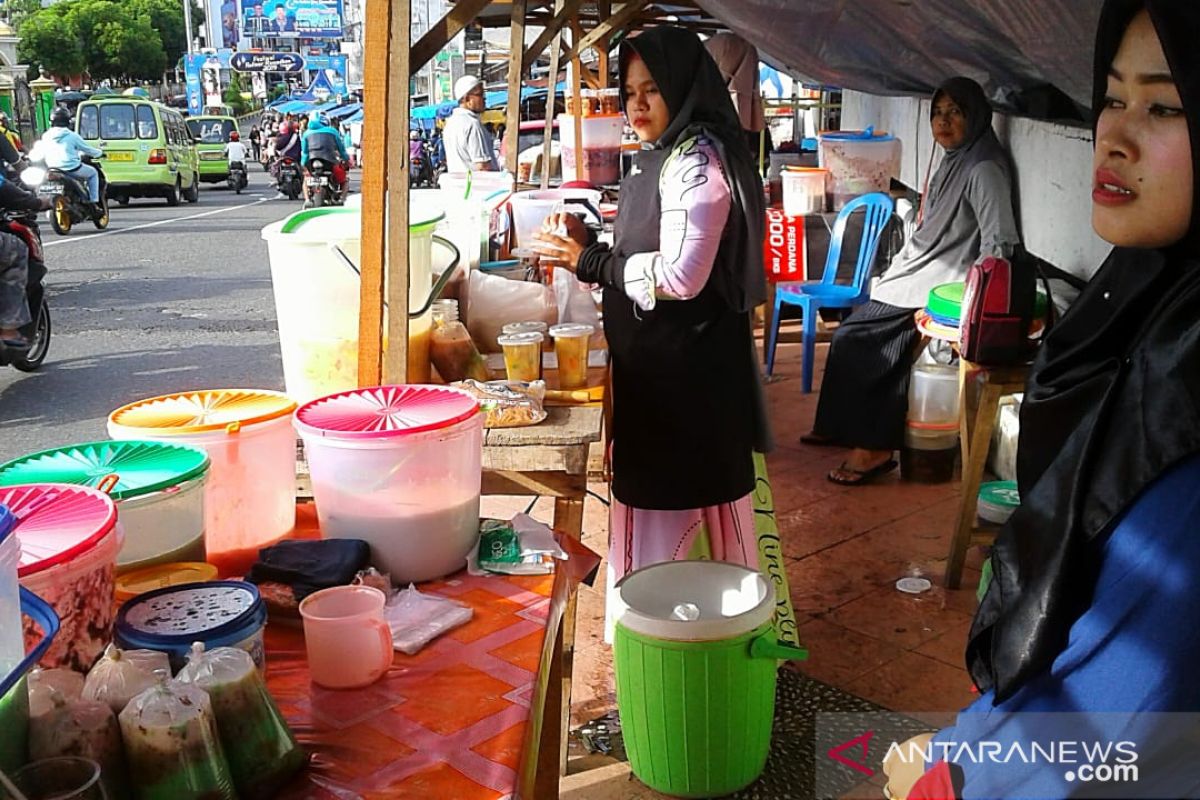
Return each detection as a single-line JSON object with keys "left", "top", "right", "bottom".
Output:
{"left": 187, "top": 115, "right": 238, "bottom": 183}
{"left": 75, "top": 97, "right": 200, "bottom": 206}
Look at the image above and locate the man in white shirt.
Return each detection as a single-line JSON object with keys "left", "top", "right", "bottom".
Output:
{"left": 224, "top": 130, "right": 248, "bottom": 166}
{"left": 442, "top": 75, "right": 497, "bottom": 173}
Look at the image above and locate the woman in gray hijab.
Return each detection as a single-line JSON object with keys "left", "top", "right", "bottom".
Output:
{"left": 807, "top": 77, "right": 1020, "bottom": 485}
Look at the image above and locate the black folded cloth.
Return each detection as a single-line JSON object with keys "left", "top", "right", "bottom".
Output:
{"left": 245, "top": 539, "right": 372, "bottom": 600}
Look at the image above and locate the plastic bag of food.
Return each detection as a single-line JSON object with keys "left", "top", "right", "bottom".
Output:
{"left": 83, "top": 643, "right": 172, "bottom": 714}
{"left": 465, "top": 268, "right": 558, "bottom": 353}
{"left": 27, "top": 668, "right": 85, "bottom": 720}
{"left": 451, "top": 379, "right": 548, "bottom": 428}
{"left": 384, "top": 585, "right": 473, "bottom": 655}
{"left": 176, "top": 644, "right": 306, "bottom": 800}
{"left": 29, "top": 690, "right": 129, "bottom": 799}
{"left": 119, "top": 680, "right": 236, "bottom": 800}
{"left": 470, "top": 514, "right": 566, "bottom": 576}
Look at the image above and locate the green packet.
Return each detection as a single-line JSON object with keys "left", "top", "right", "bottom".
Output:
{"left": 474, "top": 516, "right": 564, "bottom": 575}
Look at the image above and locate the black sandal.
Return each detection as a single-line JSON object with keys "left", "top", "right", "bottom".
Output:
{"left": 827, "top": 459, "right": 898, "bottom": 486}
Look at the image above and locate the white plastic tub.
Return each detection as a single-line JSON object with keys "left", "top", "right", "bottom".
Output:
{"left": 116, "top": 477, "right": 207, "bottom": 572}
{"left": 559, "top": 115, "right": 624, "bottom": 186}
{"left": 295, "top": 385, "right": 484, "bottom": 584}
{"left": 781, "top": 167, "right": 829, "bottom": 216}
{"left": 818, "top": 130, "right": 901, "bottom": 210}
{"left": 0, "top": 506, "right": 21, "bottom": 679}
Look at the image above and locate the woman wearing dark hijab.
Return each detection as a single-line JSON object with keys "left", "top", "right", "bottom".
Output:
{"left": 807, "top": 77, "right": 1021, "bottom": 486}
{"left": 534, "top": 27, "right": 796, "bottom": 642}
{"left": 885, "top": 2, "right": 1200, "bottom": 797}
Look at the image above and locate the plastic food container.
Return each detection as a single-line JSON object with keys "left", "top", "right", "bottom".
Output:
{"left": 0, "top": 441, "right": 210, "bottom": 575}
{"left": 0, "top": 503, "right": 21, "bottom": 682}
{"left": 107, "top": 390, "right": 297, "bottom": 577}
{"left": 818, "top": 129, "right": 901, "bottom": 210}
{"left": 0, "top": 586, "right": 59, "bottom": 775}
{"left": 508, "top": 188, "right": 603, "bottom": 252}
{"left": 114, "top": 562, "right": 219, "bottom": 603}
{"left": 781, "top": 167, "right": 829, "bottom": 216}
{"left": 438, "top": 172, "right": 515, "bottom": 270}
{"left": 901, "top": 423, "right": 959, "bottom": 484}
{"left": 549, "top": 323, "right": 594, "bottom": 390}
{"left": 295, "top": 385, "right": 484, "bottom": 584}
{"left": 559, "top": 114, "right": 624, "bottom": 186}
{"left": 261, "top": 206, "right": 451, "bottom": 400}
{"left": 115, "top": 581, "right": 268, "bottom": 673}
{"left": 502, "top": 320, "right": 551, "bottom": 352}
{"left": 498, "top": 331, "right": 544, "bottom": 382}
{"left": 907, "top": 363, "right": 960, "bottom": 427}
{"left": 3, "top": 484, "right": 121, "bottom": 671}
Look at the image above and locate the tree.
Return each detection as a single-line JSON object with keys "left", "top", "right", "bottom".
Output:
{"left": 128, "top": 0, "right": 189, "bottom": 69}
{"left": 66, "top": 0, "right": 167, "bottom": 82}
{"left": 223, "top": 70, "right": 248, "bottom": 115}
{"left": 5, "top": 0, "right": 43, "bottom": 28}
{"left": 17, "top": 11, "right": 85, "bottom": 79}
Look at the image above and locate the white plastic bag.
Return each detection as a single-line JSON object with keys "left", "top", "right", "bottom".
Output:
{"left": 465, "top": 268, "right": 558, "bottom": 353}
{"left": 27, "top": 668, "right": 85, "bottom": 719}
{"left": 83, "top": 643, "right": 172, "bottom": 713}
{"left": 553, "top": 267, "right": 602, "bottom": 334}
{"left": 384, "top": 584, "right": 473, "bottom": 655}
{"left": 29, "top": 691, "right": 129, "bottom": 799}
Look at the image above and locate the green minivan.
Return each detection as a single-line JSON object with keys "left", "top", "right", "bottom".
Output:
{"left": 75, "top": 97, "right": 200, "bottom": 206}
{"left": 187, "top": 115, "right": 238, "bottom": 184}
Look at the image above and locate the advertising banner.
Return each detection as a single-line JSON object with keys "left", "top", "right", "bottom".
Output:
{"left": 212, "top": 0, "right": 241, "bottom": 50}
{"left": 239, "top": 0, "right": 344, "bottom": 39}
{"left": 230, "top": 51, "right": 305, "bottom": 72}
{"left": 184, "top": 53, "right": 222, "bottom": 115}
{"left": 304, "top": 53, "right": 348, "bottom": 98}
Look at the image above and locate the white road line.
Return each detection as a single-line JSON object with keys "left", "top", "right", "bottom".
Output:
{"left": 43, "top": 197, "right": 274, "bottom": 247}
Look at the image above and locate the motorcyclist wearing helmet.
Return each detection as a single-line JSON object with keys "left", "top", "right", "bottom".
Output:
{"left": 224, "top": 129, "right": 248, "bottom": 171}
{"left": 300, "top": 111, "right": 348, "bottom": 205}
{"left": 274, "top": 120, "right": 301, "bottom": 163}
{"left": 29, "top": 107, "right": 104, "bottom": 214}
{"left": 0, "top": 113, "right": 24, "bottom": 155}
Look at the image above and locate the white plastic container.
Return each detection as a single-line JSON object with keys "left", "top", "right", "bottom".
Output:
{"left": 558, "top": 114, "right": 624, "bottom": 185}
{"left": 295, "top": 385, "right": 484, "bottom": 584}
{"left": 261, "top": 204, "right": 449, "bottom": 401}
{"left": 781, "top": 167, "right": 829, "bottom": 216}
{"left": 107, "top": 390, "right": 298, "bottom": 577}
{"left": 509, "top": 188, "right": 602, "bottom": 252}
{"left": 438, "top": 171, "right": 515, "bottom": 270}
{"left": 0, "top": 504, "right": 21, "bottom": 680}
{"left": 818, "top": 130, "right": 901, "bottom": 210}
{"left": 907, "top": 363, "right": 960, "bottom": 426}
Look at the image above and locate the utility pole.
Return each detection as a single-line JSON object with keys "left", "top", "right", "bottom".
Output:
{"left": 183, "top": 0, "right": 195, "bottom": 55}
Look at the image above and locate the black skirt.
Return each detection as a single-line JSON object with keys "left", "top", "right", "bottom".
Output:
{"left": 811, "top": 300, "right": 921, "bottom": 451}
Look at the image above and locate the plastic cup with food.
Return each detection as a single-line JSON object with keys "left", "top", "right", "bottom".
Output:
{"left": 502, "top": 321, "right": 552, "bottom": 352}
{"left": 498, "top": 332, "right": 544, "bottom": 382}
{"left": 549, "top": 323, "right": 594, "bottom": 389}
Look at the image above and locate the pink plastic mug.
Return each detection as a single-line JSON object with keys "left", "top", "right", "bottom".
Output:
{"left": 299, "top": 585, "right": 393, "bottom": 689}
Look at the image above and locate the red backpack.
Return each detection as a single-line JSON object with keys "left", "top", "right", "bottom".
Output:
{"left": 960, "top": 248, "right": 1053, "bottom": 365}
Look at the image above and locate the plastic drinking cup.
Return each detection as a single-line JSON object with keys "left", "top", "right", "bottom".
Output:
{"left": 10, "top": 756, "right": 106, "bottom": 800}
{"left": 502, "top": 321, "right": 552, "bottom": 352}
{"left": 549, "top": 323, "right": 594, "bottom": 389}
{"left": 299, "top": 586, "right": 392, "bottom": 690}
{"left": 497, "top": 332, "right": 544, "bottom": 382}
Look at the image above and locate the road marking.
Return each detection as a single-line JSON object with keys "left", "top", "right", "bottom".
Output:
{"left": 43, "top": 198, "right": 274, "bottom": 247}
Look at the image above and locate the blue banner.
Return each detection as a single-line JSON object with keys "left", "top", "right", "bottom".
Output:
{"left": 184, "top": 54, "right": 205, "bottom": 115}
{"left": 304, "top": 54, "right": 347, "bottom": 98}
{"left": 239, "top": 0, "right": 344, "bottom": 39}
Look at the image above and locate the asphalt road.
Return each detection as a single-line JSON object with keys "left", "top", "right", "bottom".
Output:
{"left": 0, "top": 167, "right": 313, "bottom": 464}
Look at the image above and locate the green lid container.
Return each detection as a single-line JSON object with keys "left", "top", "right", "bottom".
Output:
{"left": 0, "top": 441, "right": 210, "bottom": 499}
{"left": 928, "top": 281, "right": 1051, "bottom": 324}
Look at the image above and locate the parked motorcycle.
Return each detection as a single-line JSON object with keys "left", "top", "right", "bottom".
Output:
{"left": 23, "top": 155, "right": 109, "bottom": 236}
{"left": 227, "top": 160, "right": 248, "bottom": 194}
{"left": 0, "top": 208, "right": 50, "bottom": 372}
{"left": 276, "top": 157, "right": 302, "bottom": 201}
{"left": 304, "top": 158, "right": 344, "bottom": 208}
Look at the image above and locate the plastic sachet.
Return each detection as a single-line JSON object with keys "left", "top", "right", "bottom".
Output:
{"left": 384, "top": 585, "right": 473, "bottom": 655}
{"left": 470, "top": 513, "right": 567, "bottom": 576}
{"left": 83, "top": 643, "right": 172, "bottom": 713}
{"left": 176, "top": 644, "right": 306, "bottom": 800}
{"left": 29, "top": 688, "right": 129, "bottom": 800}
{"left": 119, "top": 680, "right": 236, "bottom": 800}
{"left": 27, "top": 668, "right": 85, "bottom": 720}
{"left": 452, "top": 379, "right": 548, "bottom": 428}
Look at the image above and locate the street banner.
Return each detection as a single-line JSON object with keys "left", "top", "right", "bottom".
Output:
{"left": 230, "top": 51, "right": 305, "bottom": 72}
{"left": 251, "top": 73, "right": 268, "bottom": 100}
{"left": 304, "top": 53, "right": 348, "bottom": 97}
{"left": 239, "top": 0, "right": 344, "bottom": 39}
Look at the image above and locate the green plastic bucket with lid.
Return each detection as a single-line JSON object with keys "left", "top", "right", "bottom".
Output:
{"left": 613, "top": 561, "right": 807, "bottom": 798}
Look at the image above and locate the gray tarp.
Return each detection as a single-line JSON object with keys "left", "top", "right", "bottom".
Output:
{"left": 695, "top": 0, "right": 1102, "bottom": 115}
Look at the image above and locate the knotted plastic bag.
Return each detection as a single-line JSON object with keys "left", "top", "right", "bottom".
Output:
{"left": 83, "top": 643, "right": 172, "bottom": 713}
{"left": 118, "top": 680, "right": 236, "bottom": 800}
{"left": 177, "top": 644, "right": 306, "bottom": 799}
{"left": 27, "top": 668, "right": 85, "bottom": 720}
{"left": 29, "top": 687, "right": 129, "bottom": 799}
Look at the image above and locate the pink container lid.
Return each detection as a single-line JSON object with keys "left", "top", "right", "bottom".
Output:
{"left": 0, "top": 484, "right": 118, "bottom": 578}
{"left": 295, "top": 385, "right": 481, "bottom": 440}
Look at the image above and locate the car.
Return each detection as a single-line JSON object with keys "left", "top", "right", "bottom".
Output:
{"left": 186, "top": 115, "right": 239, "bottom": 184}
{"left": 76, "top": 96, "right": 201, "bottom": 206}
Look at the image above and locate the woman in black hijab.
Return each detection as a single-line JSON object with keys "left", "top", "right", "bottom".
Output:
{"left": 534, "top": 27, "right": 796, "bottom": 643}
{"left": 885, "top": 2, "right": 1200, "bottom": 797}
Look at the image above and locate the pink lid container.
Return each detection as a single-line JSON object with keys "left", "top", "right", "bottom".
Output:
{"left": 294, "top": 384, "right": 480, "bottom": 440}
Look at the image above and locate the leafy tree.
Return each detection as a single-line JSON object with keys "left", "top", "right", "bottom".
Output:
{"left": 17, "top": 11, "right": 85, "bottom": 79}
{"left": 66, "top": 0, "right": 167, "bottom": 82}
{"left": 223, "top": 70, "right": 248, "bottom": 115}
{"left": 5, "top": 0, "right": 43, "bottom": 28}
{"left": 128, "top": 0, "right": 190, "bottom": 68}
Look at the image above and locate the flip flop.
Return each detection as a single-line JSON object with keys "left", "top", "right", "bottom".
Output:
{"left": 827, "top": 459, "right": 898, "bottom": 486}
{"left": 800, "top": 433, "right": 839, "bottom": 447}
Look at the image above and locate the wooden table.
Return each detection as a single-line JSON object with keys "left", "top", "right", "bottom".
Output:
{"left": 943, "top": 359, "right": 1030, "bottom": 589}
{"left": 482, "top": 404, "right": 605, "bottom": 795}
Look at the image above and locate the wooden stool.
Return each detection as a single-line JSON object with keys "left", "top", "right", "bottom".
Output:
{"left": 944, "top": 359, "right": 1030, "bottom": 589}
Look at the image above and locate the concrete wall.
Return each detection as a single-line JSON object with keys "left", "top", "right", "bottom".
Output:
{"left": 843, "top": 90, "right": 1110, "bottom": 284}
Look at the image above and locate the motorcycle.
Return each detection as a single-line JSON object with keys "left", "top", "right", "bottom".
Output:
{"left": 425, "top": 137, "right": 446, "bottom": 186}
{"left": 227, "top": 160, "right": 248, "bottom": 194}
{"left": 275, "top": 157, "right": 302, "bottom": 201}
{"left": 0, "top": 208, "right": 50, "bottom": 372}
{"left": 23, "top": 155, "right": 109, "bottom": 236}
{"left": 304, "top": 158, "right": 344, "bottom": 208}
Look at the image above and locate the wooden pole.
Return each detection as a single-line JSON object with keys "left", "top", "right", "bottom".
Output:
{"left": 541, "top": 0, "right": 564, "bottom": 189}
{"left": 596, "top": 0, "right": 610, "bottom": 88}
{"left": 410, "top": 0, "right": 491, "bottom": 74}
{"left": 385, "top": 0, "right": 412, "bottom": 383}
{"left": 568, "top": 20, "right": 583, "bottom": 181}
{"left": 522, "top": 0, "right": 585, "bottom": 75}
{"left": 562, "top": 0, "right": 648, "bottom": 64}
{"left": 503, "top": 0, "right": 527, "bottom": 177}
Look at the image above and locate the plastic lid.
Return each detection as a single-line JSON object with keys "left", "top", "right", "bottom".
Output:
{"left": 616, "top": 561, "right": 774, "bottom": 641}
{"left": 115, "top": 562, "right": 219, "bottom": 603}
{"left": 116, "top": 580, "right": 264, "bottom": 644}
{"left": 819, "top": 127, "right": 896, "bottom": 142}
{"left": 0, "top": 484, "right": 118, "bottom": 577}
{"left": 979, "top": 481, "right": 1020, "bottom": 508}
{"left": 548, "top": 323, "right": 595, "bottom": 338}
{"left": 896, "top": 576, "right": 933, "bottom": 594}
{"left": 0, "top": 441, "right": 210, "bottom": 500}
{"left": 502, "top": 321, "right": 549, "bottom": 336}
{"left": 274, "top": 205, "right": 444, "bottom": 237}
{"left": 0, "top": 503, "right": 13, "bottom": 546}
{"left": 498, "top": 331, "right": 545, "bottom": 346}
{"left": 109, "top": 389, "right": 297, "bottom": 435}
{"left": 782, "top": 166, "right": 829, "bottom": 173}
{"left": 295, "top": 384, "right": 481, "bottom": 440}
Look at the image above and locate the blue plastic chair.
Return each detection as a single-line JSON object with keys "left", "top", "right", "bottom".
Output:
{"left": 765, "top": 192, "right": 895, "bottom": 393}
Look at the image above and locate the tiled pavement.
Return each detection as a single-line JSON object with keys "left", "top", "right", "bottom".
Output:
{"left": 482, "top": 330, "right": 989, "bottom": 799}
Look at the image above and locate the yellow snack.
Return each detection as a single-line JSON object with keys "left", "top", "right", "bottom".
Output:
{"left": 549, "top": 323, "right": 594, "bottom": 390}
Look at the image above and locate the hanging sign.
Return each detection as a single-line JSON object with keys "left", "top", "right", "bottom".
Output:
{"left": 230, "top": 52, "right": 305, "bottom": 73}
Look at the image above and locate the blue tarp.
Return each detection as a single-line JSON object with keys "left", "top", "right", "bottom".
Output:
{"left": 271, "top": 99, "right": 340, "bottom": 116}
{"left": 327, "top": 102, "right": 361, "bottom": 120}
